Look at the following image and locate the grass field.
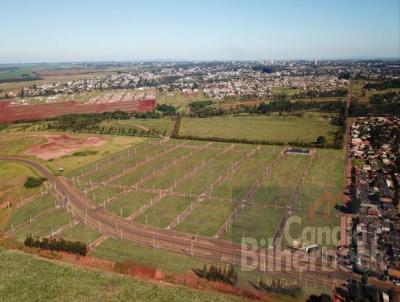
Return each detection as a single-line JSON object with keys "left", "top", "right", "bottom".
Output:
{"left": 135, "top": 196, "right": 191, "bottom": 228}
{"left": 0, "top": 247, "right": 247, "bottom": 302}
{"left": 180, "top": 113, "right": 338, "bottom": 144}
{"left": 224, "top": 207, "right": 285, "bottom": 244}
{"left": 0, "top": 160, "right": 42, "bottom": 208}
{"left": 5, "top": 194, "right": 54, "bottom": 230}
{"left": 13, "top": 208, "right": 70, "bottom": 241}
{"left": 107, "top": 191, "right": 155, "bottom": 218}
{"left": 59, "top": 223, "right": 102, "bottom": 244}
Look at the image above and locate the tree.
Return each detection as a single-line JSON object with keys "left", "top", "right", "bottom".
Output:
{"left": 316, "top": 136, "right": 327, "bottom": 145}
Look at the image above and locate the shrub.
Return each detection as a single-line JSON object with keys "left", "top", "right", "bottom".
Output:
{"left": 24, "top": 177, "right": 46, "bottom": 188}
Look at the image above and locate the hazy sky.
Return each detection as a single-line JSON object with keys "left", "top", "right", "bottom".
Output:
{"left": 0, "top": 0, "right": 399, "bottom": 63}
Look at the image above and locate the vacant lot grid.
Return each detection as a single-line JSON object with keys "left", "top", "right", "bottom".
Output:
{"left": 87, "top": 185, "right": 123, "bottom": 205}
{"left": 69, "top": 139, "right": 160, "bottom": 177}
{"left": 13, "top": 208, "right": 71, "bottom": 242}
{"left": 296, "top": 150, "right": 344, "bottom": 212}
{"left": 144, "top": 148, "right": 220, "bottom": 189}
{"left": 211, "top": 145, "right": 280, "bottom": 201}
{"left": 252, "top": 155, "right": 309, "bottom": 206}
{"left": 223, "top": 206, "right": 285, "bottom": 244}
{"left": 175, "top": 198, "right": 234, "bottom": 237}
{"left": 81, "top": 141, "right": 174, "bottom": 183}
{"left": 111, "top": 146, "right": 191, "bottom": 186}
{"left": 134, "top": 196, "right": 192, "bottom": 228}
{"left": 107, "top": 191, "right": 156, "bottom": 218}
{"left": 59, "top": 223, "right": 102, "bottom": 244}
{"left": 5, "top": 195, "right": 54, "bottom": 229}
{"left": 176, "top": 150, "right": 246, "bottom": 195}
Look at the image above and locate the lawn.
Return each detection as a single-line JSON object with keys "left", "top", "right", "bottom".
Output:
{"left": 296, "top": 149, "right": 344, "bottom": 212}
{"left": 175, "top": 199, "right": 234, "bottom": 237}
{"left": 224, "top": 206, "right": 284, "bottom": 244}
{"left": 211, "top": 146, "right": 280, "bottom": 201}
{"left": 5, "top": 194, "right": 55, "bottom": 230}
{"left": 252, "top": 155, "right": 308, "bottom": 206}
{"left": 135, "top": 196, "right": 192, "bottom": 228}
{"left": 0, "top": 247, "right": 246, "bottom": 302}
{"left": 180, "top": 113, "right": 338, "bottom": 144}
{"left": 107, "top": 191, "right": 155, "bottom": 218}
{"left": 0, "top": 160, "right": 42, "bottom": 207}
{"left": 59, "top": 223, "right": 101, "bottom": 244}
{"left": 12, "top": 208, "right": 71, "bottom": 241}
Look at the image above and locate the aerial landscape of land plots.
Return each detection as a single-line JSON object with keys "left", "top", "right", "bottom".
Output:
{"left": 2, "top": 128, "right": 343, "bottom": 254}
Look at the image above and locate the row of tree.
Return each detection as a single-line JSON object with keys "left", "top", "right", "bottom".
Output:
{"left": 349, "top": 91, "right": 400, "bottom": 116}
{"left": 364, "top": 79, "right": 400, "bottom": 90}
{"left": 24, "top": 235, "right": 87, "bottom": 256}
{"left": 192, "top": 264, "right": 238, "bottom": 286}
{"left": 251, "top": 278, "right": 303, "bottom": 298}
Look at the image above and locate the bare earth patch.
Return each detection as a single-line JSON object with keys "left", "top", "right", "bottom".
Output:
{"left": 25, "top": 134, "right": 106, "bottom": 160}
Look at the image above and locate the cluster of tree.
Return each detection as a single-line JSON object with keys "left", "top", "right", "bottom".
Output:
{"left": 251, "top": 278, "right": 302, "bottom": 298}
{"left": 172, "top": 134, "right": 341, "bottom": 149}
{"left": 24, "top": 235, "right": 87, "bottom": 256}
{"left": 349, "top": 91, "right": 400, "bottom": 116}
{"left": 290, "top": 89, "right": 347, "bottom": 99}
{"left": 252, "top": 65, "right": 275, "bottom": 73}
{"left": 364, "top": 79, "right": 400, "bottom": 90}
{"left": 254, "top": 100, "right": 345, "bottom": 114}
{"left": 306, "top": 294, "right": 332, "bottom": 302}
{"left": 337, "top": 274, "right": 395, "bottom": 302}
{"left": 192, "top": 264, "right": 238, "bottom": 286}
{"left": 24, "top": 176, "right": 46, "bottom": 189}
{"left": 44, "top": 111, "right": 164, "bottom": 137}
{"left": 72, "top": 150, "right": 98, "bottom": 157}
{"left": 156, "top": 104, "right": 177, "bottom": 115}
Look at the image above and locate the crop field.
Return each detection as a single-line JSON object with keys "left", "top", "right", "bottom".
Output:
{"left": 179, "top": 113, "right": 339, "bottom": 144}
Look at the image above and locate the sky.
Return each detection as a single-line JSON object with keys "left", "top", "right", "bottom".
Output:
{"left": 0, "top": 0, "right": 399, "bottom": 63}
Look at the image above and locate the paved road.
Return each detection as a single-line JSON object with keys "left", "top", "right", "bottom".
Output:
{"left": 2, "top": 156, "right": 398, "bottom": 294}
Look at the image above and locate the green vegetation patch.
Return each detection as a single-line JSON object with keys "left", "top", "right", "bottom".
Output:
{"left": 180, "top": 113, "right": 338, "bottom": 144}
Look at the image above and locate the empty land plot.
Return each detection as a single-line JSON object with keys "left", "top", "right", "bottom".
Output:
{"left": 224, "top": 206, "right": 284, "bottom": 244}
{"left": 252, "top": 155, "right": 309, "bottom": 206}
{"left": 296, "top": 149, "right": 344, "bottom": 212}
{"left": 180, "top": 113, "right": 338, "bottom": 144}
{"left": 5, "top": 195, "right": 55, "bottom": 230}
{"left": 175, "top": 199, "right": 235, "bottom": 237}
{"left": 59, "top": 223, "right": 101, "bottom": 243}
{"left": 68, "top": 138, "right": 158, "bottom": 177}
{"left": 80, "top": 141, "right": 172, "bottom": 182}
{"left": 135, "top": 196, "right": 192, "bottom": 228}
{"left": 211, "top": 146, "right": 280, "bottom": 201}
{"left": 283, "top": 212, "right": 341, "bottom": 248}
{"left": 106, "top": 191, "right": 155, "bottom": 218}
{"left": 12, "top": 209, "right": 70, "bottom": 241}
{"left": 144, "top": 149, "right": 219, "bottom": 189}
{"left": 87, "top": 185, "right": 122, "bottom": 205}
{"left": 176, "top": 151, "right": 246, "bottom": 195}
{"left": 111, "top": 146, "right": 191, "bottom": 186}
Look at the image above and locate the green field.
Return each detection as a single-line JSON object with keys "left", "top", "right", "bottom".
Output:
{"left": 180, "top": 113, "right": 338, "bottom": 144}
{"left": 5, "top": 195, "right": 55, "bottom": 230}
{"left": 107, "top": 191, "right": 155, "bottom": 218}
{"left": 12, "top": 208, "right": 70, "bottom": 241}
{"left": 59, "top": 223, "right": 102, "bottom": 244}
{"left": 135, "top": 196, "right": 191, "bottom": 228}
{"left": 224, "top": 207, "right": 285, "bottom": 244}
{"left": 0, "top": 247, "right": 246, "bottom": 302}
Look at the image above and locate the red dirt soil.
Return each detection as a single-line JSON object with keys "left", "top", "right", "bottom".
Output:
{"left": 25, "top": 134, "right": 106, "bottom": 160}
{"left": 0, "top": 98, "right": 156, "bottom": 123}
